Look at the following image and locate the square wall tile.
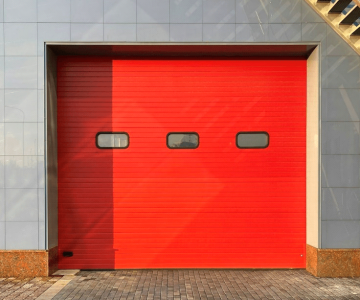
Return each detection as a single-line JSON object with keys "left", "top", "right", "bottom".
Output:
{"left": 301, "top": 0, "right": 324, "bottom": 23}
{"left": 38, "top": 23, "right": 71, "bottom": 56}
{"left": 0, "top": 24, "right": 4, "bottom": 56}
{"left": 39, "top": 221, "right": 45, "bottom": 249}
{"left": 71, "top": 24, "right": 104, "bottom": 42}
{"left": 5, "top": 89, "right": 37, "bottom": 122}
{"left": 5, "top": 123, "right": 23, "bottom": 156}
{"left": 322, "top": 122, "right": 360, "bottom": 155}
{"left": 236, "top": 0, "right": 268, "bottom": 24}
{"left": 268, "top": 24, "right": 301, "bottom": 42}
{"left": 322, "top": 89, "right": 360, "bottom": 122}
{"left": 24, "top": 123, "right": 37, "bottom": 156}
{"left": 302, "top": 23, "right": 326, "bottom": 43}
{"left": 321, "top": 52, "right": 327, "bottom": 88}
{"left": 137, "top": 24, "right": 170, "bottom": 42}
{"left": 38, "top": 90, "right": 44, "bottom": 123}
{"left": 38, "top": 188, "right": 45, "bottom": 222}
{"left": 5, "top": 156, "right": 38, "bottom": 188}
{"left": 0, "top": 123, "right": 4, "bottom": 155}
{"left": 38, "top": 0, "right": 71, "bottom": 22}
{"left": 0, "top": 0, "right": 3, "bottom": 23}
{"left": 6, "top": 222, "right": 38, "bottom": 250}
{"left": 170, "top": 0, "right": 202, "bottom": 23}
{"left": 71, "top": 0, "right": 104, "bottom": 23}
{"left": 0, "top": 58, "right": 4, "bottom": 89}
{"left": 0, "top": 189, "right": 4, "bottom": 221}
{"left": 5, "top": 57, "right": 37, "bottom": 89}
{"left": 269, "top": 0, "right": 301, "bottom": 23}
{"left": 0, "top": 222, "right": 4, "bottom": 248}
{"left": 38, "top": 123, "right": 44, "bottom": 156}
{"left": 321, "top": 155, "right": 360, "bottom": 188}
{"left": 4, "top": 0, "right": 37, "bottom": 22}
{"left": 4, "top": 23, "right": 37, "bottom": 56}
{"left": 203, "top": 24, "right": 236, "bottom": 42}
{"left": 170, "top": 24, "right": 202, "bottom": 42}
{"left": 327, "top": 27, "right": 358, "bottom": 56}
{"left": 236, "top": 23, "right": 268, "bottom": 42}
{"left": 137, "top": 0, "right": 169, "bottom": 23}
{"left": 38, "top": 156, "right": 44, "bottom": 189}
{"left": 325, "top": 56, "right": 360, "bottom": 89}
{"left": 0, "top": 157, "right": 4, "bottom": 188}
{"left": 203, "top": 0, "right": 235, "bottom": 23}
{"left": 322, "top": 188, "right": 360, "bottom": 221}
{"left": 0, "top": 90, "right": 4, "bottom": 122}
{"left": 38, "top": 58, "right": 44, "bottom": 90}
{"left": 104, "top": 0, "right": 136, "bottom": 23}
{"left": 104, "top": 24, "right": 136, "bottom": 42}
{"left": 322, "top": 220, "right": 360, "bottom": 248}
{"left": 5, "top": 189, "right": 38, "bottom": 222}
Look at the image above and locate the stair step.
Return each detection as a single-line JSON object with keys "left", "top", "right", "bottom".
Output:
{"left": 329, "top": 0, "right": 352, "bottom": 13}
{"left": 351, "top": 25, "right": 360, "bottom": 35}
{"left": 340, "top": 6, "right": 360, "bottom": 24}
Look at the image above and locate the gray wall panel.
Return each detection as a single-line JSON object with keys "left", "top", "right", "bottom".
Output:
{"left": 203, "top": 0, "right": 235, "bottom": 24}
{"left": 236, "top": 0, "right": 268, "bottom": 24}
{"left": 322, "top": 155, "right": 360, "bottom": 188}
{"left": 104, "top": 24, "right": 137, "bottom": 41}
{"left": 0, "top": 222, "right": 5, "bottom": 249}
{"left": 322, "top": 122, "right": 360, "bottom": 155}
{"left": 0, "top": 123, "right": 4, "bottom": 155}
{"left": 4, "top": 0, "right": 37, "bottom": 23}
{"left": 5, "top": 189, "right": 38, "bottom": 222}
{"left": 0, "top": 189, "right": 4, "bottom": 221}
{"left": 235, "top": 24, "right": 268, "bottom": 42}
{"left": 4, "top": 89, "right": 38, "bottom": 123}
{"left": 322, "top": 221, "right": 360, "bottom": 248}
{"left": 322, "top": 188, "right": 360, "bottom": 221}
{"left": 38, "top": 0, "right": 71, "bottom": 23}
{"left": 5, "top": 222, "right": 38, "bottom": 250}
{"left": 322, "top": 89, "right": 360, "bottom": 122}
{"left": 170, "top": 0, "right": 202, "bottom": 24}
{"left": 269, "top": 0, "right": 301, "bottom": 23}
{"left": 170, "top": 24, "right": 203, "bottom": 42}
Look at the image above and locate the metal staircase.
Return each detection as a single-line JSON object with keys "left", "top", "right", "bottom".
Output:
{"left": 304, "top": 0, "right": 360, "bottom": 54}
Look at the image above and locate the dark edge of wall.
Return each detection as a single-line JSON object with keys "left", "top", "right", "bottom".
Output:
{"left": 48, "top": 246, "right": 59, "bottom": 275}
{"left": 46, "top": 47, "right": 59, "bottom": 264}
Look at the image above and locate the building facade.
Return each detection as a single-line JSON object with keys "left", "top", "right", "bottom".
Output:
{"left": 0, "top": 0, "right": 360, "bottom": 277}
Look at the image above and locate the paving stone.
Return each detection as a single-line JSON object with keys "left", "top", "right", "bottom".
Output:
{"left": 3, "top": 270, "right": 360, "bottom": 299}
{"left": 0, "top": 276, "right": 60, "bottom": 300}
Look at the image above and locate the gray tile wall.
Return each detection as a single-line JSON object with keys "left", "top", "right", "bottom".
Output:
{"left": 0, "top": 0, "right": 359, "bottom": 250}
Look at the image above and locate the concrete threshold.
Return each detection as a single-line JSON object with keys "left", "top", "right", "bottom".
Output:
{"left": 35, "top": 270, "right": 79, "bottom": 300}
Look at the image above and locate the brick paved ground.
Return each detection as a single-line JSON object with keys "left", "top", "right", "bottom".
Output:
{"left": 51, "top": 269, "right": 360, "bottom": 300}
{"left": 0, "top": 276, "right": 60, "bottom": 300}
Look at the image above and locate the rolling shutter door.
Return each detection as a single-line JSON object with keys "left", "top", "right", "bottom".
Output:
{"left": 57, "top": 56, "right": 306, "bottom": 269}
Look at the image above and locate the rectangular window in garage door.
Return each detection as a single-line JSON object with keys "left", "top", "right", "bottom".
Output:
{"left": 236, "top": 132, "right": 269, "bottom": 149}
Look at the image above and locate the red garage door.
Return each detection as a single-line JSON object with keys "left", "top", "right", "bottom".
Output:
{"left": 57, "top": 56, "right": 306, "bottom": 269}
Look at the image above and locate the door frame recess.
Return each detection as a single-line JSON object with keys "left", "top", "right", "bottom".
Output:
{"left": 44, "top": 43, "right": 321, "bottom": 265}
